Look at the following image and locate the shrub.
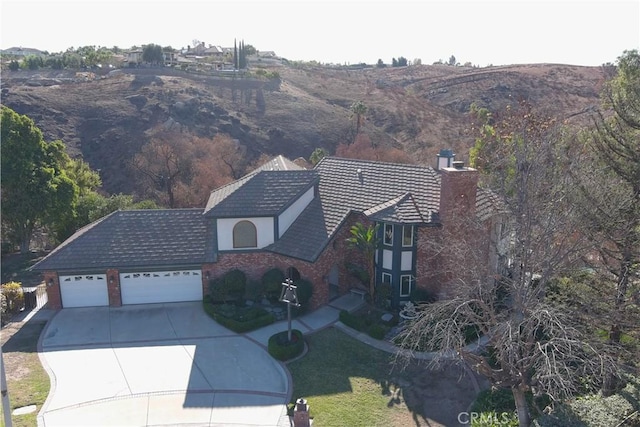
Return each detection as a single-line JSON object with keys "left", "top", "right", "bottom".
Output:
{"left": 1, "top": 281, "right": 24, "bottom": 316}
{"left": 223, "top": 269, "right": 246, "bottom": 300}
{"left": 202, "top": 301, "right": 275, "bottom": 333}
{"left": 367, "top": 324, "right": 388, "bottom": 340}
{"left": 262, "top": 268, "right": 285, "bottom": 301}
{"left": 208, "top": 277, "right": 225, "bottom": 302}
{"left": 375, "top": 282, "right": 392, "bottom": 309}
{"left": 410, "top": 288, "right": 436, "bottom": 303}
{"left": 339, "top": 310, "right": 365, "bottom": 330}
{"left": 243, "top": 279, "right": 262, "bottom": 301}
{"left": 209, "top": 269, "right": 247, "bottom": 303}
{"left": 535, "top": 374, "right": 640, "bottom": 427}
{"left": 292, "top": 278, "right": 313, "bottom": 315}
{"left": 471, "top": 388, "right": 517, "bottom": 414}
{"left": 268, "top": 329, "right": 304, "bottom": 361}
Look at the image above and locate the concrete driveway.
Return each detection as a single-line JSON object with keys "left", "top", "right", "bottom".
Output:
{"left": 38, "top": 302, "right": 290, "bottom": 426}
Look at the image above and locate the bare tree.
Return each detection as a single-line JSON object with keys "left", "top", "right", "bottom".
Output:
{"left": 397, "top": 103, "right": 618, "bottom": 427}
{"left": 131, "top": 131, "right": 193, "bottom": 208}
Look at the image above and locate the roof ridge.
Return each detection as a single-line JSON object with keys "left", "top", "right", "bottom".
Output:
{"left": 318, "top": 156, "right": 435, "bottom": 170}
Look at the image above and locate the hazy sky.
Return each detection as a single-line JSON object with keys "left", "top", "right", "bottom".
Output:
{"left": 2, "top": 0, "right": 638, "bottom": 66}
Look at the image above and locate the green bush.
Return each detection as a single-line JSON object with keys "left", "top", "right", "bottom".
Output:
{"left": 202, "top": 301, "right": 275, "bottom": 333}
{"left": 1, "top": 281, "right": 24, "bottom": 315}
{"left": 472, "top": 387, "right": 553, "bottom": 426}
{"left": 367, "top": 324, "right": 388, "bottom": 340}
{"left": 339, "top": 310, "right": 365, "bottom": 330}
{"left": 262, "top": 268, "right": 285, "bottom": 301}
{"left": 375, "top": 282, "right": 392, "bottom": 309}
{"left": 223, "top": 269, "right": 246, "bottom": 299}
{"left": 471, "top": 388, "right": 517, "bottom": 414}
{"left": 410, "top": 288, "right": 436, "bottom": 303}
{"left": 208, "top": 277, "right": 225, "bottom": 302}
{"left": 293, "top": 278, "right": 313, "bottom": 315}
{"left": 209, "top": 269, "right": 247, "bottom": 303}
{"left": 535, "top": 374, "right": 640, "bottom": 427}
{"left": 244, "top": 279, "right": 263, "bottom": 302}
{"left": 268, "top": 329, "right": 304, "bottom": 361}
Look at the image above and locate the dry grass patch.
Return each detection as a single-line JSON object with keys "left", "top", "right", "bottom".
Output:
{"left": 1, "top": 319, "right": 50, "bottom": 427}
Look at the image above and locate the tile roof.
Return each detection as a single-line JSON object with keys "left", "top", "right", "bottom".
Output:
{"left": 315, "top": 157, "right": 441, "bottom": 230}
{"left": 33, "top": 155, "right": 506, "bottom": 270}
{"left": 204, "top": 170, "right": 319, "bottom": 217}
{"left": 32, "top": 209, "right": 212, "bottom": 271}
{"left": 203, "top": 155, "right": 305, "bottom": 214}
{"left": 364, "top": 193, "right": 428, "bottom": 224}
{"left": 267, "top": 157, "right": 442, "bottom": 261}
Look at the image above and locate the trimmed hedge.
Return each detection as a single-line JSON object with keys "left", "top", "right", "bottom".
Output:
{"left": 268, "top": 329, "right": 304, "bottom": 361}
{"left": 203, "top": 301, "right": 275, "bottom": 333}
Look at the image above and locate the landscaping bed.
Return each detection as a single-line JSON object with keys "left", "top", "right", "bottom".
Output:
{"left": 203, "top": 297, "right": 275, "bottom": 333}
{"left": 339, "top": 306, "right": 399, "bottom": 340}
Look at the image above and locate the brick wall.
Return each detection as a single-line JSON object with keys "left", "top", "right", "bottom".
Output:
{"left": 204, "top": 212, "right": 365, "bottom": 310}
{"left": 43, "top": 271, "right": 61, "bottom": 310}
{"left": 439, "top": 165, "right": 479, "bottom": 223}
{"left": 106, "top": 269, "right": 122, "bottom": 306}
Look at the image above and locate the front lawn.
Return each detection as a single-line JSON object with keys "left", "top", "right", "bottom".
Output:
{"left": 1, "top": 320, "right": 50, "bottom": 427}
{"left": 287, "top": 327, "right": 416, "bottom": 427}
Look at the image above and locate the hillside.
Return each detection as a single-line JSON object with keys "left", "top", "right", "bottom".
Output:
{"left": 0, "top": 63, "right": 607, "bottom": 195}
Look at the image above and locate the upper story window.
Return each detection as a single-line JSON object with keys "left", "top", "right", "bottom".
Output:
{"left": 384, "top": 223, "right": 393, "bottom": 246}
{"left": 233, "top": 220, "right": 257, "bottom": 248}
{"left": 402, "top": 225, "right": 414, "bottom": 247}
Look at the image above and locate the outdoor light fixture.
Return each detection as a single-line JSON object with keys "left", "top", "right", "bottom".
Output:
{"left": 205, "top": 271, "right": 210, "bottom": 279}
{"left": 109, "top": 275, "right": 114, "bottom": 284}
{"left": 279, "top": 278, "right": 300, "bottom": 342}
{"left": 47, "top": 278, "right": 54, "bottom": 287}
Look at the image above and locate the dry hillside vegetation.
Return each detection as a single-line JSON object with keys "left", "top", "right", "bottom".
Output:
{"left": 0, "top": 63, "right": 607, "bottom": 196}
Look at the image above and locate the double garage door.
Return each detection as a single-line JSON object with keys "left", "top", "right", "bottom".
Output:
{"left": 59, "top": 269, "right": 202, "bottom": 308}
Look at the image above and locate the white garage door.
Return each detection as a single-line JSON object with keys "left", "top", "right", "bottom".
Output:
{"left": 59, "top": 274, "right": 109, "bottom": 308}
{"left": 120, "top": 270, "right": 202, "bottom": 305}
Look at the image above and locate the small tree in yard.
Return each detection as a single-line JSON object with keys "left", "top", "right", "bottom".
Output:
{"left": 1, "top": 282, "right": 24, "bottom": 321}
{"left": 346, "top": 222, "right": 380, "bottom": 300}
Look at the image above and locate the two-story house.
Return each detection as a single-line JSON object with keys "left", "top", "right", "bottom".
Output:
{"left": 33, "top": 152, "right": 506, "bottom": 310}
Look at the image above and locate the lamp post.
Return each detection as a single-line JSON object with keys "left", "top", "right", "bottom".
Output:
{"left": 279, "top": 278, "right": 300, "bottom": 342}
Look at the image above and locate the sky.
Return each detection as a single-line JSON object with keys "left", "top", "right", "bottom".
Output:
{"left": 1, "top": 0, "right": 639, "bottom": 67}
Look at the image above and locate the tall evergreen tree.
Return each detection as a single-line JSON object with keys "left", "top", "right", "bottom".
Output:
{"left": 233, "top": 39, "right": 238, "bottom": 69}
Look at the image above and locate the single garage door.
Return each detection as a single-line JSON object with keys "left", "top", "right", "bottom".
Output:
{"left": 120, "top": 269, "right": 202, "bottom": 305}
{"left": 59, "top": 274, "right": 109, "bottom": 308}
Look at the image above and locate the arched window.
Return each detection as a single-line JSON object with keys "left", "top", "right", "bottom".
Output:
{"left": 287, "top": 267, "right": 301, "bottom": 281}
{"left": 233, "top": 220, "right": 257, "bottom": 248}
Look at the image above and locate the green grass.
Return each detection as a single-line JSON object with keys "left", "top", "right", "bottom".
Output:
{"left": 287, "top": 328, "right": 414, "bottom": 427}
{"left": 1, "top": 320, "right": 50, "bottom": 427}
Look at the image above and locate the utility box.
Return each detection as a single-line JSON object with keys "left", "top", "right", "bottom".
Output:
{"left": 293, "top": 398, "right": 310, "bottom": 427}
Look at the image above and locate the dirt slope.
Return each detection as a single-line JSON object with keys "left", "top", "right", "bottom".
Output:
{"left": 0, "top": 63, "right": 607, "bottom": 195}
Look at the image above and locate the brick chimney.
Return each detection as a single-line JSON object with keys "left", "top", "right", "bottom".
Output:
{"left": 438, "top": 160, "right": 479, "bottom": 223}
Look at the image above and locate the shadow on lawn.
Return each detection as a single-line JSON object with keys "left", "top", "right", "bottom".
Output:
{"left": 290, "top": 328, "right": 484, "bottom": 426}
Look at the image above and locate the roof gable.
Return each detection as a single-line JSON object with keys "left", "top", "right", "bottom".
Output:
{"left": 204, "top": 170, "right": 318, "bottom": 217}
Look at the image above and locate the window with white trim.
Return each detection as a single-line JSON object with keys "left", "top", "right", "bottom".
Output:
{"left": 400, "top": 275, "right": 413, "bottom": 297}
{"left": 384, "top": 223, "right": 393, "bottom": 246}
{"left": 233, "top": 220, "right": 257, "bottom": 248}
{"left": 402, "top": 225, "right": 414, "bottom": 247}
{"left": 382, "top": 272, "right": 392, "bottom": 285}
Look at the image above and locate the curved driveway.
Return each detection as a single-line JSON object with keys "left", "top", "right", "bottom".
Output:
{"left": 37, "top": 302, "right": 290, "bottom": 426}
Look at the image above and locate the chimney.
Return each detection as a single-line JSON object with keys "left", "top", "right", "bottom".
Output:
{"left": 438, "top": 162, "right": 479, "bottom": 223}
{"left": 436, "top": 149, "right": 455, "bottom": 170}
